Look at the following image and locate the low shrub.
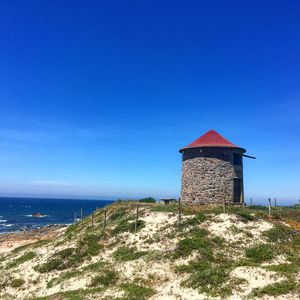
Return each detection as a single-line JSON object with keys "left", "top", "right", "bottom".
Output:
{"left": 251, "top": 280, "right": 297, "bottom": 297}
{"left": 113, "top": 246, "right": 147, "bottom": 261}
{"left": 236, "top": 211, "right": 255, "bottom": 221}
{"left": 112, "top": 219, "right": 145, "bottom": 234}
{"left": 36, "top": 234, "right": 102, "bottom": 273}
{"left": 120, "top": 282, "right": 155, "bottom": 300}
{"left": 181, "top": 213, "right": 206, "bottom": 226}
{"left": 151, "top": 203, "right": 178, "bottom": 213}
{"left": 10, "top": 278, "right": 25, "bottom": 288}
{"left": 83, "top": 261, "right": 107, "bottom": 272}
{"left": 245, "top": 244, "right": 274, "bottom": 263}
{"left": 47, "top": 270, "right": 82, "bottom": 288}
{"left": 173, "top": 228, "right": 211, "bottom": 258}
{"left": 263, "top": 225, "right": 294, "bottom": 243}
{"left": 266, "top": 263, "right": 299, "bottom": 276}
{"left": 77, "top": 234, "right": 102, "bottom": 257}
{"left": 7, "top": 251, "right": 36, "bottom": 269}
{"left": 109, "top": 208, "right": 126, "bottom": 221}
{"left": 89, "top": 270, "right": 118, "bottom": 287}
{"left": 177, "top": 260, "right": 232, "bottom": 297}
{"left": 139, "top": 197, "right": 156, "bottom": 203}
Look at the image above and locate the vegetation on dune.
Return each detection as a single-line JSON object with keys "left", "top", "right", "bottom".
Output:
{"left": 36, "top": 234, "right": 101, "bottom": 273}
{"left": 112, "top": 218, "right": 145, "bottom": 235}
{"left": 89, "top": 270, "right": 119, "bottom": 287}
{"left": 1, "top": 201, "right": 300, "bottom": 299}
{"left": 150, "top": 202, "right": 178, "bottom": 213}
{"left": 0, "top": 277, "right": 25, "bottom": 289}
{"left": 7, "top": 251, "right": 36, "bottom": 269}
{"left": 138, "top": 197, "right": 156, "bottom": 203}
{"left": 174, "top": 227, "right": 234, "bottom": 297}
{"left": 113, "top": 246, "right": 147, "bottom": 261}
{"left": 265, "top": 263, "right": 299, "bottom": 276}
{"left": 173, "top": 227, "right": 210, "bottom": 258}
{"left": 245, "top": 244, "right": 274, "bottom": 263}
{"left": 179, "top": 212, "right": 206, "bottom": 227}
{"left": 109, "top": 207, "right": 127, "bottom": 221}
{"left": 10, "top": 278, "right": 25, "bottom": 288}
{"left": 251, "top": 280, "right": 298, "bottom": 297}
{"left": 263, "top": 224, "right": 294, "bottom": 242}
{"left": 119, "top": 282, "right": 155, "bottom": 300}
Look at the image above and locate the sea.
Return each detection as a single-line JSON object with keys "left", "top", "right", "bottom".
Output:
{"left": 0, "top": 197, "right": 114, "bottom": 234}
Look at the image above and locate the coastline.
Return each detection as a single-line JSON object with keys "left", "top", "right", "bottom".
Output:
{"left": 0, "top": 224, "right": 67, "bottom": 254}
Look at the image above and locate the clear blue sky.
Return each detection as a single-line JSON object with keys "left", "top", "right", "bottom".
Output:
{"left": 0, "top": 1, "right": 299, "bottom": 204}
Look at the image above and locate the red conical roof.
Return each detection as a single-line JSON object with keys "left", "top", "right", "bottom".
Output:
{"left": 179, "top": 130, "right": 245, "bottom": 153}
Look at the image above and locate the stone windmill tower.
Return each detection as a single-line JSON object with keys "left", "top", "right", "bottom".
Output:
{"left": 179, "top": 130, "right": 253, "bottom": 205}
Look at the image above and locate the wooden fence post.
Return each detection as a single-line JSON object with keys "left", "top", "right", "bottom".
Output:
{"left": 103, "top": 210, "right": 107, "bottom": 229}
{"left": 178, "top": 197, "right": 182, "bottom": 223}
{"left": 91, "top": 212, "right": 94, "bottom": 227}
{"left": 274, "top": 198, "right": 277, "bottom": 207}
{"left": 268, "top": 198, "right": 271, "bottom": 217}
{"left": 135, "top": 204, "right": 139, "bottom": 232}
{"left": 74, "top": 212, "right": 77, "bottom": 225}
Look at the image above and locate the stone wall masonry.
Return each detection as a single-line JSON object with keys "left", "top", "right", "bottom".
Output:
{"left": 181, "top": 147, "right": 244, "bottom": 205}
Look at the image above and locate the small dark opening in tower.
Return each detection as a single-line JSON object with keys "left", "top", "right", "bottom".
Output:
{"left": 233, "top": 178, "right": 242, "bottom": 203}
{"left": 233, "top": 153, "right": 242, "bottom": 166}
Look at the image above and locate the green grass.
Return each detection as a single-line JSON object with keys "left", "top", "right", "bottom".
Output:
{"left": 235, "top": 211, "right": 255, "bottom": 221}
{"left": 245, "top": 244, "right": 274, "bottom": 263}
{"left": 174, "top": 226, "right": 235, "bottom": 297}
{"left": 109, "top": 208, "right": 126, "bottom": 221}
{"left": 89, "top": 270, "right": 119, "bottom": 287}
{"left": 176, "top": 259, "right": 233, "bottom": 297}
{"left": 76, "top": 234, "right": 102, "bottom": 256}
{"left": 150, "top": 203, "right": 178, "bottom": 213}
{"left": 83, "top": 261, "right": 108, "bottom": 272}
{"left": 139, "top": 197, "right": 156, "bottom": 203}
{"left": 11, "top": 244, "right": 32, "bottom": 254}
{"left": 29, "top": 287, "right": 104, "bottom": 300}
{"left": 35, "top": 248, "right": 76, "bottom": 272}
{"left": 112, "top": 219, "right": 145, "bottom": 234}
{"left": 173, "top": 228, "right": 211, "bottom": 258}
{"left": 180, "top": 213, "right": 206, "bottom": 227}
{"left": 113, "top": 246, "right": 147, "bottom": 261}
{"left": 265, "top": 263, "right": 299, "bottom": 276}
{"left": 47, "top": 270, "right": 82, "bottom": 288}
{"left": 36, "top": 234, "right": 102, "bottom": 273}
{"left": 120, "top": 282, "right": 155, "bottom": 300}
{"left": 46, "top": 261, "right": 110, "bottom": 288}
{"left": 11, "top": 239, "right": 49, "bottom": 254}
{"left": 263, "top": 225, "right": 294, "bottom": 242}
{"left": 251, "top": 280, "right": 298, "bottom": 297}
{"left": 10, "top": 278, "right": 25, "bottom": 288}
{"left": 7, "top": 251, "right": 36, "bottom": 269}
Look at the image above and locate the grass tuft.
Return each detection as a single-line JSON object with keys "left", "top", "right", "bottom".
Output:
{"left": 36, "top": 234, "right": 101, "bottom": 273}
{"left": 10, "top": 278, "right": 25, "bottom": 288}
{"left": 251, "top": 280, "right": 298, "bottom": 297}
{"left": 173, "top": 228, "right": 211, "bottom": 258}
{"left": 120, "top": 282, "right": 155, "bottom": 300}
{"left": 89, "top": 270, "right": 119, "bottom": 287}
{"left": 245, "top": 244, "right": 274, "bottom": 263}
{"left": 112, "top": 219, "right": 145, "bottom": 234}
{"left": 7, "top": 251, "right": 36, "bottom": 269}
{"left": 113, "top": 246, "right": 147, "bottom": 261}
{"left": 263, "top": 225, "right": 294, "bottom": 243}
